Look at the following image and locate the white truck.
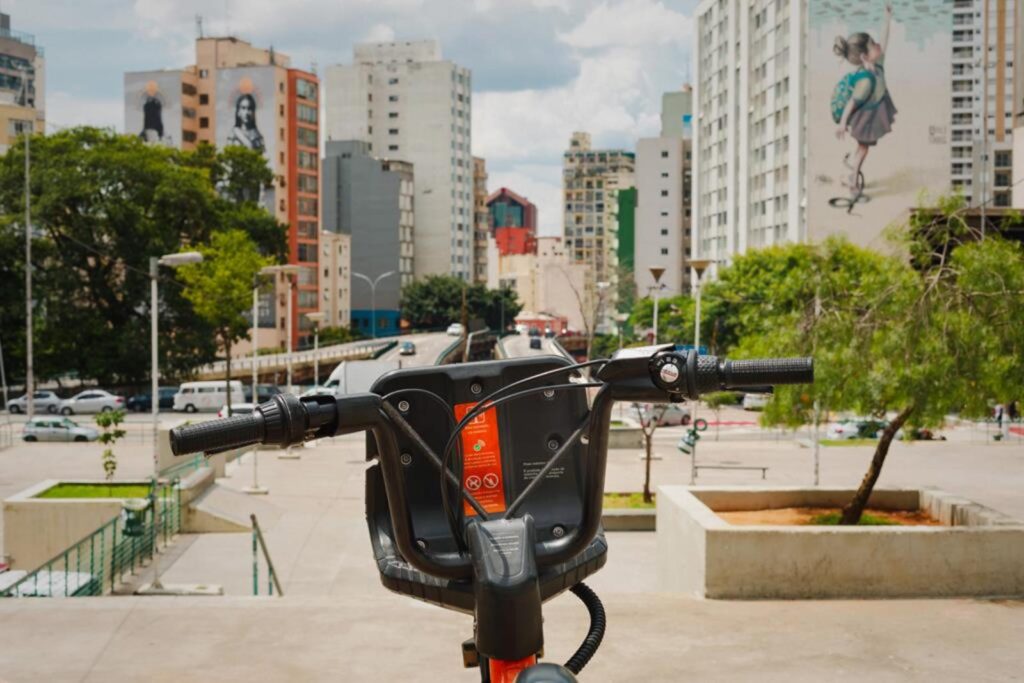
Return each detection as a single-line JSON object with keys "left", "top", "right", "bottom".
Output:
{"left": 321, "top": 360, "right": 401, "bottom": 396}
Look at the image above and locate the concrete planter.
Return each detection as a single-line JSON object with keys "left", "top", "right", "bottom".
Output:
{"left": 602, "top": 507, "right": 656, "bottom": 531}
{"left": 608, "top": 426, "right": 643, "bottom": 449}
{"left": 657, "top": 486, "right": 1024, "bottom": 599}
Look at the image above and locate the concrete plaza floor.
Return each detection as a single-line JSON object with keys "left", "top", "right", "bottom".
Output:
{"left": 0, "top": 418, "right": 1022, "bottom": 680}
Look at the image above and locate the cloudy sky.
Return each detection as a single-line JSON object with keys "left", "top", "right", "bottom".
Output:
{"left": 14, "top": 0, "right": 697, "bottom": 236}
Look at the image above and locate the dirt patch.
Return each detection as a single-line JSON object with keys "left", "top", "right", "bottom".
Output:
{"left": 717, "top": 507, "right": 942, "bottom": 526}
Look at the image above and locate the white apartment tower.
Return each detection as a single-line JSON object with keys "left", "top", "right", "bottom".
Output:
{"left": 325, "top": 41, "right": 474, "bottom": 280}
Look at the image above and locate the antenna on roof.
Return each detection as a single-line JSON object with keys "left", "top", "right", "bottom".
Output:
{"left": 269, "top": 45, "right": 276, "bottom": 65}
{"left": 311, "top": 60, "right": 318, "bottom": 75}
{"left": 195, "top": 14, "right": 204, "bottom": 39}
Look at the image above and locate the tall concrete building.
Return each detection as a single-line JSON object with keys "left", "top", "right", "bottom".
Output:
{"left": 125, "top": 37, "right": 321, "bottom": 351}
{"left": 635, "top": 87, "right": 693, "bottom": 298}
{"left": 694, "top": 0, "right": 1020, "bottom": 265}
{"left": 321, "top": 140, "right": 415, "bottom": 337}
{"left": 660, "top": 86, "right": 693, "bottom": 139}
{"left": 325, "top": 41, "right": 474, "bottom": 280}
{"left": 562, "top": 132, "right": 635, "bottom": 328}
{"left": 319, "top": 230, "right": 352, "bottom": 330}
{"left": 0, "top": 13, "right": 45, "bottom": 153}
{"left": 472, "top": 157, "right": 489, "bottom": 283}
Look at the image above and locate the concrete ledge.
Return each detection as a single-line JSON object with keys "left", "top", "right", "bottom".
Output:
{"left": 602, "top": 508, "right": 655, "bottom": 531}
{"left": 608, "top": 427, "right": 642, "bottom": 449}
{"left": 657, "top": 486, "right": 1024, "bottom": 599}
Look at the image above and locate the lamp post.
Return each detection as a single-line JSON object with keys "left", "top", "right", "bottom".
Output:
{"left": 22, "top": 68, "right": 33, "bottom": 421}
{"left": 245, "top": 272, "right": 270, "bottom": 495}
{"left": 150, "top": 251, "right": 204, "bottom": 477}
{"left": 648, "top": 267, "right": 666, "bottom": 344}
{"left": 686, "top": 258, "right": 714, "bottom": 485}
{"left": 305, "top": 312, "right": 327, "bottom": 388}
{"left": 260, "top": 265, "right": 301, "bottom": 460}
{"left": 352, "top": 270, "right": 395, "bottom": 338}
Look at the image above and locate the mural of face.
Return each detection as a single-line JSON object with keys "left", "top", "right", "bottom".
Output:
{"left": 238, "top": 96, "right": 255, "bottom": 127}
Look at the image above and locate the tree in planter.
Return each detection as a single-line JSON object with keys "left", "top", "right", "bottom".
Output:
{"left": 95, "top": 409, "right": 127, "bottom": 485}
{"left": 179, "top": 230, "right": 271, "bottom": 415}
{"left": 634, "top": 403, "right": 668, "bottom": 503}
{"left": 723, "top": 199, "right": 1024, "bottom": 524}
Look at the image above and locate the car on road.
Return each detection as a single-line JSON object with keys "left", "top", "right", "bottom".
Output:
{"left": 399, "top": 341, "right": 417, "bottom": 356}
{"left": 529, "top": 337, "right": 543, "bottom": 350}
{"left": 446, "top": 323, "right": 465, "bottom": 337}
{"left": 742, "top": 393, "right": 770, "bottom": 411}
{"left": 22, "top": 416, "right": 99, "bottom": 442}
{"left": 59, "top": 390, "right": 124, "bottom": 415}
{"left": 7, "top": 391, "right": 62, "bottom": 414}
{"left": 528, "top": 327, "right": 541, "bottom": 337}
{"left": 636, "top": 403, "right": 692, "bottom": 427}
{"left": 544, "top": 328, "right": 556, "bottom": 338}
{"left": 217, "top": 402, "right": 255, "bottom": 419}
{"left": 126, "top": 386, "right": 178, "bottom": 412}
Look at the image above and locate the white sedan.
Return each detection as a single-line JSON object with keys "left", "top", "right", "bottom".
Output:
{"left": 59, "top": 390, "right": 125, "bottom": 415}
{"left": 7, "top": 391, "right": 62, "bottom": 414}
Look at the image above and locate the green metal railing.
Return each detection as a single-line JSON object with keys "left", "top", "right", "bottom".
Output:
{"left": 159, "top": 454, "right": 209, "bottom": 480}
{"left": 1, "top": 480, "right": 182, "bottom": 597}
{"left": 250, "top": 513, "right": 283, "bottom": 597}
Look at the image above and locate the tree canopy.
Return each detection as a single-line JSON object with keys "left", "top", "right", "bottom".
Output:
{"left": 400, "top": 276, "right": 522, "bottom": 331}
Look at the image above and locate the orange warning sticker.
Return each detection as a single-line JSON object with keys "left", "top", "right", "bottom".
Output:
{"left": 454, "top": 402, "right": 507, "bottom": 516}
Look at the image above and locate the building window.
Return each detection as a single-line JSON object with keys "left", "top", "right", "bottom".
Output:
{"left": 199, "top": 94, "right": 209, "bottom": 105}
{"left": 299, "top": 221, "right": 317, "bottom": 238}
{"left": 298, "top": 291, "right": 318, "bottom": 308}
{"left": 389, "top": 144, "right": 399, "bottom": 151}
{"left": 297, "top": 243, "right": 319, "bottom": 263}
{"left": 296, "top": 79, "right": 318, "bottom": 101}
{"left": 389, "top": 112, "right": 399, "bottom": 118}
{"left": 183, "top": 130, "right": 197, "bottom": 143}
{"left": 199, "top": 69, "right": 209, "bottom": 78}
{"left": 298, "top": 150, "right": 318, "bottom": 170}
{"left": 298, "top": 173, "right": 318, "bottom": 192}
{"left": 388, "top": 77, "right": 399, "bottom": 85}
{"left": 660, "top": 248, "right": 669, "bottom": 255}
{"left": 661, "top": 151, "right": 668, "bottom": 158}
{"left": 389, "top": 128, "right": 399, "bottom": 135}
{"left": 297, "top": 127, "right": 317, "bottom": 148}
{"left": 660, "top": 228, "right": 668, "bottom": 236}
{"left": 199, "top": 117, "right": 209, "bottom": 129}
{"left": 297, "top": 197, "right": 318, "bottom": 216}
{"left": 297, "top": 103, "right": 317, "bottom": 123}
{"left": 661, "top": 190, "right": 669, "bottom": 197}
{"left": 389, "top": 95, "right": 399, "bottom": 102}
{"left": 182, "top": 107, "right": 196, "bottom": 119}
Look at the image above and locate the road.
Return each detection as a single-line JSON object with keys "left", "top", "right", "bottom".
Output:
{"left": 501, "top": 334, "right": 563, "bottom": 358}
{"left": 375, "top": 332, "right": 453, "bottom": 367}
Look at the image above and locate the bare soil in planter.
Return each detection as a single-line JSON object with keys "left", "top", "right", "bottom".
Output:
{"left": 718, "top": 507, "right": 942, "bottom": 526}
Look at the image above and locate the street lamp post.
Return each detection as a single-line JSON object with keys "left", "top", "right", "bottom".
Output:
{"left": 352, "top": 271, "right": 395, "bottom": 339}
{"left": 305, "top": 312, "right": 327, "bottom": 388}
{"left": 150, "top": 252, "right": 204, "bottom": 477}
{"left": 686, "top": 259, "right": 714, "bottom": 485}
{"left": 260, "top": 265, "right": 301, "bottom": 460}
{"left": 23, "top": 70, "right": 33, "bottom": 421}
{"left": 648, "top": 267, "right": 665, "bottom": 344}
{"left": 245, "top": 273, "right": 269, "bottom": 495}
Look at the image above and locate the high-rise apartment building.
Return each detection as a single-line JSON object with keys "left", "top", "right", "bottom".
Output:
{"left": 694, "top": 1, "right": 979, "bottom": 264}
{"left": 319, "top": 230, "right": 352, "bottom": 330}
{"left": 321, "top": 140, "right": 414, "bottom": 337}
{"left": 325, "top": 41, "right": 474, "bottom": 280}
{"left": 488, "top": 187, "right": 538, "bottom": 256}
{"left": 125, "top": 37, "right": 320, "bottom": 351}
{"left": 0, "top": 13, "right": 45, "bottom": 153}
{"left": 635, "top": 87, "right": 693, "bottom": 297}
{"left": 562, "top": 132, "right": 635, "bottom": 328}
{"left": 472, "top": 157, "right": 489, "bottom": 283}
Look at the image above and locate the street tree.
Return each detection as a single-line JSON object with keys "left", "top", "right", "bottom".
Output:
{"left": 400, "top": 276, "right": 522, "bottom": 331}
{"left": 95, "top": 409, "right": 127, "bottom": 485}
{"left": 178, "top": 230, "right": 271, "bottom": 414}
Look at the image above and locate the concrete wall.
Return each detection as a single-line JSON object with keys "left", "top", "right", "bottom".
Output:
{"left": 658, "top": 486, "right": 1024, "bottom": 599}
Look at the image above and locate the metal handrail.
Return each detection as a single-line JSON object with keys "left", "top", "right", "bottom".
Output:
{"left": 250, "top": 513, "right": 283, "bottom": 597}
{"left": 196, "top": 339, "right": 392, "bottom": 377}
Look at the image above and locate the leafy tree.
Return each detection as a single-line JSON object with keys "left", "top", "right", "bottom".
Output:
{"left": 179, "top": 230, "right": 271, "bottom": 413}
{"left": 95, "top": 409, "right": 127, "bottom": 483}
{"left": 0, "top": 128, "right": 286, "bottom": 387}
{"left": 722, "top": 198, "right": 1024, "bottom": 523}
{"left": 400, "top": 276, "right": 522, "bottom": 331}
{"left": 317, "top": 325, "right": 365, "bottom": 347}
{"left": 634, "top": 403, "right": 668, "bottom": 503}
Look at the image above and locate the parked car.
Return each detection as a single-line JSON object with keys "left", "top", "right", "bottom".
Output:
{"left": 742, "top": 393, "right": 770, "bottom": 411}
{"left": 59, "top": 390, "right": 124, "bottom": 415}
{"left": 529, "top": 337, "right": 543, "bottom": 350}
{"left": 126, "top": 386, "right": 178, "bottom": 412}
{"left": 7, "top": 391, "right": 62, "bottom": 414}
{"left": 217, "top": 402, "right": 255, "bottom": 419}
{"left": 528, "top": 327, "right": 541, "bottom": 337}
{"left": 637, "top": 403, "right": 692, "bottom": 427}
{"left": 446, "top": 323, "right": 465, "bottom": 337}
{"left": 243, "top": 384, "right": 282, "bottom": 404}
{"left": 399, "top": 341, "right": 417, "bottom": 356}
{"left": 174, "top": 381, "right": 246, "bottom": 413}
{"left": 22, "top": 416, "right": 98, "bottom": 442}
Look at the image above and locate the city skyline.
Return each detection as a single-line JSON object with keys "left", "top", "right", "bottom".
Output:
{"left": 12, "top": 0, "right": 698, "bottom": 237}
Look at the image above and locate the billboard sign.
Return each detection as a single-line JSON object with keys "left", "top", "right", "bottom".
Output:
{"left": 806, "top": 1, "right": 952, "bottom": 246}
{"left": 124, "top": 71, "right": 182, "bottom": 147}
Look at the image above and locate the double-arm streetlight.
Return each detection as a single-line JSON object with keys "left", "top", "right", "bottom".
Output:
{"left": 150, "top": 251, "right": 204, "bottom": 476}
{"left": 352, "top": 270, "right": 395, "bottom": 338}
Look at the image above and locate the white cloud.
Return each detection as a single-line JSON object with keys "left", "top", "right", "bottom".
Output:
{"left": 558, "top": 0, "right": 692, "bottom": 49}
{"left": 45, "top": 91, "right": 123, "bottom": 132}
{"left": 363, "top": 23, "right": 396, "bottom": 43}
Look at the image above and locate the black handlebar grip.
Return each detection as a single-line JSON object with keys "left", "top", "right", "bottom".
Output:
{"left": 721, "top": 357, "right": 813, "bottom": 388}
{"left": 169, "top": 413, "right": 265, "bottom": 456}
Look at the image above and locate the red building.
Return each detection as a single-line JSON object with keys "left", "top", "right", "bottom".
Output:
{"left": 487, "top": 187, "right": 537, "bottom": 256}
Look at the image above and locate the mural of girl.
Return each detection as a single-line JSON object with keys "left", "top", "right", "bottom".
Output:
{"left": 833, "top": 2, "right": 897, "bottom": 195}
{"left": 227, "top": 93, "right": 265, "bottom": 152}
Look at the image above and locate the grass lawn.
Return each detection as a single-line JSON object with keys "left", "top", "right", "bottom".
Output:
{"left": 36, "top": 483, "right": 153, "bottom": 499}
{"left": 820, "top": 438, "right": 879, "bottom": 447}
{"left": 603, "top": 492, "right": 655, "bottom": 509}
{"left": 810, "top": 512, "right": 898, "bottom": 526}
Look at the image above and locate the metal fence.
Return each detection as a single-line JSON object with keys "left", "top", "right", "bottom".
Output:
{"left": 0, "top": 480, "right": 182, "bottom": 597}
{"left": 250, "top": 514, "right": 283, "bottom": 597}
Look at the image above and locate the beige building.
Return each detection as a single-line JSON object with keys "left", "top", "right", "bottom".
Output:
{"left": 0, "top": 13, "right": 44, "bottom": 154}
{"left": 488, "top": 236, "right": 589, "bottom": 332}
{"left": 319, "top": 231, "right": 352, "bottom": 328}
{"left": 472, "top": 157, "right": 489, "bottom": 283}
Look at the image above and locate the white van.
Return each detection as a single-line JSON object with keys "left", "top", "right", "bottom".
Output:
{"left": 174, "top": 381, "right": 246, "bottom": 413}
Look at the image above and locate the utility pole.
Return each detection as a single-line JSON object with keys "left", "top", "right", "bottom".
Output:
{"left": 23, "top": 72, "right": 33, "bottom": 421}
